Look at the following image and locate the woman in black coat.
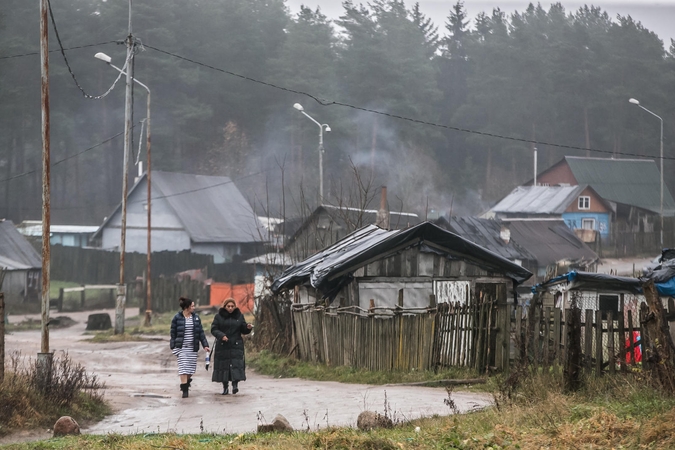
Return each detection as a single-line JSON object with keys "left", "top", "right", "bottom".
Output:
{"left": 170, "top": 297, "right": 209, "bottom": 398}
{"left": 210, "top": 298, "right": 252, "bottom": 394}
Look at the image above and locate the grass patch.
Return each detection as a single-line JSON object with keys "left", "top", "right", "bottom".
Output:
{"left": 6, "top": 316, "right": 76, "bottom": 333}
{"left": 0, "top": 352, "right": 110, "bottom": 439}
{"left": 83, "top": 311, "right": 221, "bottom": 342}
{"left": 248, "top": 349, "right": 484, "bottom": 386}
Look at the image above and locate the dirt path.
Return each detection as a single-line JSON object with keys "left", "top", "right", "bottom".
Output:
{"left": 2, "top": 309, "right": 492, "bottom": 441}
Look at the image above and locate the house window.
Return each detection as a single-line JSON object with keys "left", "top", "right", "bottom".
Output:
{"left": 578, "top": 196, "right": 590, "bottom": 210}
{"left": 599, "top": 294, "right": 619, "bottom": 320}
{"left": 581, "top": 218, "right": 595, "bottom": 230}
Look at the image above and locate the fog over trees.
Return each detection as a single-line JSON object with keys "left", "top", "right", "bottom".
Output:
{"left": 1, "top": 0, "right": 673, "bottom": 225}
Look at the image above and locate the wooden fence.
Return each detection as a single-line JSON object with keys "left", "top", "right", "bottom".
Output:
{"left": 140, "top": 278, "right": 209, "bottom": 314}
{"left": 50, "top": 245, "right": 254, "bottom": 285}
{"left": 511, "top": 305, "right": 644, "bottom": 375}
{"left": 290, "top": 302, "right": 645, "bottom": 374}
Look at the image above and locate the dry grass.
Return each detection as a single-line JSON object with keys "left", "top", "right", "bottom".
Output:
{"left": 4, "top": 366, "right": 675, "bottom": 448}
{"left": 0, "top": 352, "right": 109, "bottom": 437}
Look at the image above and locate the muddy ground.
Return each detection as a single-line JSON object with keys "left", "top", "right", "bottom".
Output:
{"left": 1, "top": 308, "right": 492, "bottom": 444}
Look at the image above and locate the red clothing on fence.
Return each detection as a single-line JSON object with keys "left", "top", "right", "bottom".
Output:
{"left": 625, "top": 331, "right": 642, "bottom": 363}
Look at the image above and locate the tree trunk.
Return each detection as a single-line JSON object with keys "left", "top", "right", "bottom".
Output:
{"left": 640, "top": 280, "right": 675, "bottom": 393}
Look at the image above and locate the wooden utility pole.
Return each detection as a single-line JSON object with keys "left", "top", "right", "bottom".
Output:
{"left": 39, "top": 0, "right": 51, "bottom": 356}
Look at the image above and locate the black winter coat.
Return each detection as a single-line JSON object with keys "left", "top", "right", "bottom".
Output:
{"left": 210, "top": 307, "right": 251, "bottom": 383}
{"left": 170, "top": 312, "right": 209, "bottom": 352}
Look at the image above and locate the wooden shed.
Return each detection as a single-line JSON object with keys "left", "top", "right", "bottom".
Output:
{"left": 272, "top": 222, "right": 532, "bottom": 311}
{"left": 0, "top": 220, "right": 42, "bottom": 306}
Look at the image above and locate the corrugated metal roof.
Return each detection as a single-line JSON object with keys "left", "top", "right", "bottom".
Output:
{"left": 506, "top": 220, "right": 598, "bottom": 267}
{"left": 152, "top": 172, "right": 264, "bottom": 243}
{"left": 94, "top": 171, "right": 265, "bottom": 243}
{"left": 272, "top": 222, "right": 532, "bottom": 297}
{"left": 0, "top": 220, "right": 41, "bottom": 270}
{"left": 286, "top": 204, "right": 421, "bottom": 246}
{"left": 17, "top": 221, "right": 99, "bottom": 237}
{"left": 443, "top": 217, "right": 536, "bottom": 262}
{"left": 565, "top": 156, "right": 675, "bottom": 215}
{"left": 491, "top": 185, "right": 585, "bottom": 215}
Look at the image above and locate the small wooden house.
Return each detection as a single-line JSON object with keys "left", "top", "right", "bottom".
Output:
{"left": 272, "top": 222, "right": 532, "bottom": 311}
{"left": 0, "top": 220, "right": 41, "bottom": 306}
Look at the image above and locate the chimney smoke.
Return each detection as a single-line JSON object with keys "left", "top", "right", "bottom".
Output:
{"left": 376, "top": 186, "right": 390, "bottom": 229}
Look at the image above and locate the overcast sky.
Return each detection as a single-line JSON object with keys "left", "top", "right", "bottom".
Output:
{"left": 285, "top": 0, "right": 675, "bottom": 46}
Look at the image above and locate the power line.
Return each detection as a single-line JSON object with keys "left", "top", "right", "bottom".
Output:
{"left": 0, "top": 41, "right": 119, "bottom": 61}
{"left": 47, "top": 0, "right": 126, "bottom": 99}
{"left": 144, "top": 43, "right": 672, "bottom": 161}
{"left": 17, "top": 167, "right": 275, "bottom": 212}
{"left": 0, "top": 130, "right": 125, "bottom": 184}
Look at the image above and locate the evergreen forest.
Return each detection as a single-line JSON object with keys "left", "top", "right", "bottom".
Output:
{"left": 1, "top": 0, "right": 674, "bottom": 224}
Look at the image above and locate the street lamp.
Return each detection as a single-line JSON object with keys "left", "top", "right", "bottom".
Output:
{"left": 293, "top": 103, "right": 331, "bottom": 204}
{"left": 96, "top": 52, "right": 154, "bottom": 326}
{"left": 629, "top": 97, "right": 664, "bottom": 246}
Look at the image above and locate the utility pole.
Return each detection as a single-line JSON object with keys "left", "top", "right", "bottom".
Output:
{"left": 144, "top": 91, "right": 152, "bottom": 327}
{"left": 39, "top": 0, "right": 53, "bottom": 377}
{"left": 115, "top": 0, "right": 134, "bottom": 335}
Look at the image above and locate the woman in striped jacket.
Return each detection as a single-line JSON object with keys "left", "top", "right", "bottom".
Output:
{"left": 170, "top": 297, "right": 209, "bottom": 398}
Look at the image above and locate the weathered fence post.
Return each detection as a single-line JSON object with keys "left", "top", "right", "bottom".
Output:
{"left": 80, "top": 285, "right": 86, "bottom": 309}
{"left": 640, "top": 280, "right": 675, "bottom": 392}
{"left": 57, "top": 287, "right": 64, "bottom": 312}
{"left": 564, "top": 299, "right": 583, "bottom": 391}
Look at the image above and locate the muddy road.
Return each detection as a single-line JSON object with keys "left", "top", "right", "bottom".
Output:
{"left": 2, "top": 308, "right": 492, "bottom": 440}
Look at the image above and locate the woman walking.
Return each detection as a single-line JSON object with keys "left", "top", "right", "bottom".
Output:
{"left": 211, "top": 298, "right": 252, "bottom": 394}
{"left": 170, "top": 297, "right": 209, "bottom": 398}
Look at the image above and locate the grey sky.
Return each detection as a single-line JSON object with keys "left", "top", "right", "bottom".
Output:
{"left": 285, "top": 0, "right": 675, "bottom": 47}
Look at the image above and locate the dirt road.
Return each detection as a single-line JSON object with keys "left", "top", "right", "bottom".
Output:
{"left": 2, "top": 309, "right": 492, "bottom": 440}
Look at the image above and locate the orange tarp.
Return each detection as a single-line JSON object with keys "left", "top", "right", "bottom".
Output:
{"left": 209, "top": 282, "right": 255, "bottom": 313}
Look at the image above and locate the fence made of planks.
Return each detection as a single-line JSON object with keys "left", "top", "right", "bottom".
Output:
{"left": 512, "top": 305, "right": 645, "bottom": 375}
{"left": 290, "top": 301, "right": 647, "bottom": 374}
{"left": 142, "top": 278, "right": 209, "bottom": 314}
{"left": 291, "top": 301, "right": 500, "bottom": 372}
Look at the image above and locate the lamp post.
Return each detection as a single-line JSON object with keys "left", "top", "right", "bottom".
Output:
{"left": 96, "top": 52, "right": 153, "bottom": 326}
{"left": 629, "top": 97, "right": 664, "bottom": 247}
{"left": 293, "top": 103, "right": 330, "bottom": 204}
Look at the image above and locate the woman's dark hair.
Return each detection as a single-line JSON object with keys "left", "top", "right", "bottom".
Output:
{"left": 179, "top": 297, "right": 193, "bottom": 310}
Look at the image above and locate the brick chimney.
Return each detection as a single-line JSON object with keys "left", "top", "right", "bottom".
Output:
{"left": 376, "top": 186, "right": 390, "bottom": 229}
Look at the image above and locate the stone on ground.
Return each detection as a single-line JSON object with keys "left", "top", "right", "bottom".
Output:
{"left": 53, "top": 416, "right": 80, "bottom": 437}
{"left": 86, "top": 313, "right": 111, "bottom": 331}
{"left": 357, "top": 411, "right": 393, "bottom": 431}
{"left": 257, "top": 414, "right": 294, "bottom": 433}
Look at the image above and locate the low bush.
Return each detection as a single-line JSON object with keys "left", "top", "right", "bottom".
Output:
{"left": 0, "top": 352, "right": 109, "bottom": 437}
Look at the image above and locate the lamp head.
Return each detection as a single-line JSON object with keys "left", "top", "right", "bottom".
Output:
{"left": 293, "top": 103, "right": 304, "bottom": 112}
{"left": 629, "top": 98, "right": 640, "bottom": 105}
{"left": 324, "top": 125, "right": 331, "bottom": 132}
{"left": 94, "top": 52, "right": 112, "bottom": 63}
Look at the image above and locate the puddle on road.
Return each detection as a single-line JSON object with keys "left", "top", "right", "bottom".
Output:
{"left": 131, "top": 393, "right": 170, "bottom": 399}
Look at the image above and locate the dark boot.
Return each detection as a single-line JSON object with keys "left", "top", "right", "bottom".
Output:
{"left": 187, "top": 377, "right": 193, "bottom": 388}
{"left": 221, "top": 382, "right": 229, "bottom": 395}
{"left": 232, "top": 381, "right": 239, "bottom": 395}
{"left": 180, "top": 383, "right": 189, "bottom": 398}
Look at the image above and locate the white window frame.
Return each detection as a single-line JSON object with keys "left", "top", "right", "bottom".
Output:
{"left": 578, "top": 196, "right": 590, "bottom": 210}
{"left": 581, "top": 218, "right": 595, "bottom": 230}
